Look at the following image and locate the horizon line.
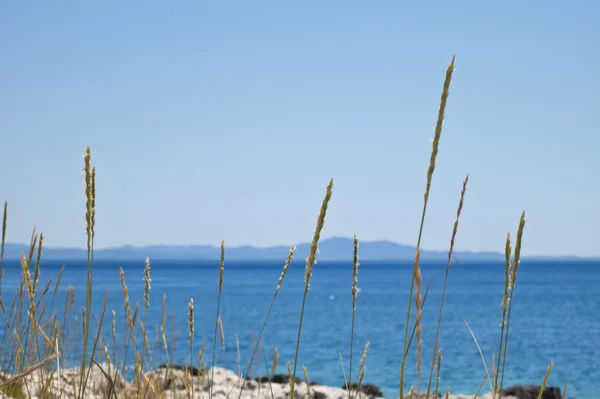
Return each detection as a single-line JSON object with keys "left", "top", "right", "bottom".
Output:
{"left": 2, "top": 236, "right": 598, "bottom": 260}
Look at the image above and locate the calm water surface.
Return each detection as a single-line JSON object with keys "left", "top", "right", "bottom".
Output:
{"left": 0, "top": 259, "right": 598, "bottom": 398}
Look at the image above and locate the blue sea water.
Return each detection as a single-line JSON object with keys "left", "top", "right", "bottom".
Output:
{"left": 0, "top": 258, "right": 598, "bottom": 398}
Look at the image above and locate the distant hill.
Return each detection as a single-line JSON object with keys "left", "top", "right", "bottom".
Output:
{"left": 1, "top": 237, "right": 593, "bottom": 262}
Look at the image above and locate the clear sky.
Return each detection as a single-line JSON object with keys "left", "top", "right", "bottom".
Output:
{"left": 1, "top": 1, "right": 598, "bottom": 257}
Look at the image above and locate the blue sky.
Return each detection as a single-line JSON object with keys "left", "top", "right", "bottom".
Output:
{"left": 0, "top": 1, "right": 598, "bottom": 256}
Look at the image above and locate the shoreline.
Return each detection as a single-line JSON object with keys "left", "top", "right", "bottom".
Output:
{"left": 5, "top": 364, "right": 565, "bottom": 399}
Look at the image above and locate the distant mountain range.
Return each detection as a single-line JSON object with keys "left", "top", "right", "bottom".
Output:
{"left": 0, "top": 237, "right": 594, "bottom": 262}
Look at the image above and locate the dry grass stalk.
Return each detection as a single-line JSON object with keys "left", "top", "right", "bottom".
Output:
{"left": 435, "top": 349, "right": 442, "bottom": 397}
{"left": 425, "top": 175, "right": 469, "bottom": 397}
{"left": 0, "top": 353, "right": 58, "bottom": 390}
{"left": 462, "top": 317, "right": 494, "bottom": 395}
{"left": 218, "top": 316, "right": 224, "bottom": 351}
{"left": 26, "top": 228, "right": 37, "bottom": 269}
{"left": 536, "top": 362, "right": 553, "bottom": 399}
{"left": 302, "top": 365, "right": 311, "bottom": 399}
{"left": 79, "top": 145, "right": 97, "bottom": 399}
{"left": 20, "top": 253, "right": 35, "bottom": 312}
{"left": 0, "top": 200, "right": 5, "bottom": 299}
{"left": 90, "top": 356, "right": 118, "bottom": 399}
{"left": 120, "top": 267, "right": 143, "bottom": 396}
{"left": 348, "top": 233, "right": 359, "bottom": 396}
{"left": 161, "top": 293, "right": 168, "bottom": 358}
{"left": 32, "top": 232, "right": 43, "bottom": 297}
{"left": 342, "top": 341, "right": 370, "bottom": 399}
{"left": 139, "top": 257, "right": 152, "bottom": 399}
{"left": 189, "top": 299, "right": 195, "bottom": 354}
{"left": 261, "top": 343, "right": 276, "bottom": 399}
{"left": 235, "top": 335, "right": 241, "bottom": 381}
{"left": 414, "top": 248, "right": 423, "bottom": 392}
{"left": 276, "top": 245, "right": 296, "bottom": 295}
{"left": 502, "top": 234, "right": 512, "bottom": 320}
{"left": 111, "top": 310, "right": 117, "bottom": 363}
{"left": 210, "top": 240, "right": 225, "bottom": 399}
{"left": 188, "top": 297, "right": 195, "bottom": 398}
{"left": 339, "top": 352, "right": 349, "bottom": 396}
{"left": 499, "top": 212, "right": 526, "bottom": 393}
{"left": 290, "top": 179, "right": 333, "bottom": 399}
{"left": 270, "top": 346, "right": 279, "bottom": 375}
{"left": 400, "top": 54, "right": 455, "bottom": 399}
{"left": 1, "top": 201, "right": 6, "bottom": 264}
{"left": 144, "top": 258, "right": 152, "bottom": 313}
{"left": 119, "top": 268, "right": 136, "bottom": 350}
{"left": 357, "top": 341, "right": 369, "bottom": 384}
{"left": 235, "top": 244, "right": 296, "bottom": 398}
{"left": 493, "top": 233, "right": 512, "bottom": 396}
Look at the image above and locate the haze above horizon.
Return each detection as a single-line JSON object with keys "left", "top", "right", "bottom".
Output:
{"left": 1, "top": 1, "right": 599, "bottom": 257}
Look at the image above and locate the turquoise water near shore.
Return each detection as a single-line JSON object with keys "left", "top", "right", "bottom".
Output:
{"left": 0, "top": 258, "right": 598, "bottom": 398}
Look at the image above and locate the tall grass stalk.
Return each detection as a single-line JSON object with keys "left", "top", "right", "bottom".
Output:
{"left": 0, "top": 201, "right": 5, "bottom": 299}
{"left": 425, "top": 175, "right": 469, "bottom": 397}
{"left": 537, "top": 362, "right": 553, "bottom": 399}
{"left": 236, "top": 245, "right": 296, "bottom": 398}
{"left": 218, "top": 316, "right": 226, "bottom": 388}
{"left": 262, "top": 341, "right": 276, "bottom": 399}
{"left": 493, "top": 233, "right": 512, "bottom": 397}
{"left": 120, "top": 267, "right": 142, "bottom": 394}
{"left": 290, "top": 178, "right": 333, "bottom": 399}
{"left": 339, "top": 352, "right": 349, "bottom": 397}
{"left": 462, "top": 317, "right": 494, "bottom": 395}
{"left": 400, "top": 55, "right": 455, "bottom": 399}
{"left": 348, "top": 234, "right": 359, "bottom": 398}
{"left": 78, "top": 146, "right": 96, "bottom": 398}
{"left": 302, "top": 365, "right": 311, "bottom": 399}
{"left": 561, "top": 377, "right": 568, "bottom": 399}
{"left": 434, "top": 349, "right": 442, "bottom": 397}
{"left": 189, "top": 297, "right": 195, "bottom": 399}
{"left": 271, "top": 347, "right": 279, "bottom": 375}
{"left": 210, "top": 240, "right": 225, "bottom": 399}
{"left": 356, "top": 341, "right": 370, "bottom": 396}
{"left": 16, "top": 230, "right": 37, "bottom": 370}
{"left": 499, "top": 212, "right": 526, "bottom": 393}
{"left": 138, "top": 257, "right": 152, "bottom": 399}
{"left": 1, "top": 201, "right": 6, "bottom": 264}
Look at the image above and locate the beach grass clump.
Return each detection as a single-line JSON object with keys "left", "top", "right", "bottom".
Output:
{"left": 0, "top": 56, "right": 563, "bottom": 399}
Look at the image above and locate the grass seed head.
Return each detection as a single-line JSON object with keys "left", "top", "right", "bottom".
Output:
{"left": 352, "top": 234, "right": 359, "bottom": 311}
{"left": 144, "top": 258, "right": 151, "bottom": 312}
{"left": 304, "top": 179, "right": 334, "bottom": 287}
{"left": 189, "top": 298, "right": 195, "bottom": 352}
{"left": 276, "top": 245, "right": 296, "bottom": 294}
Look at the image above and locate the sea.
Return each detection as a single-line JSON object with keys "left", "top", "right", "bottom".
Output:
{"left": 0, "top": 258, "right": 598, "bottom": 399}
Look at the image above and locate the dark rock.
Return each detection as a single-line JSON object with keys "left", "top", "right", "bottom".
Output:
{"left": 313, "top": 391, "right": 328, "bottom": 399}
{"left": 253, "top": 374, "right": 302, "bottom": 385}
{"left": 501, "top": 385, "right": 561, "bottom": 399}
{"left": 342, "top": 382, "right": 384, "bottom": 398}
{"left": 158, "top": 363, "right": 203, "bottom": 376}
